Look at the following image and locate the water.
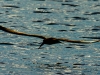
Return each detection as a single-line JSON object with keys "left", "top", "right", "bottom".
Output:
{"left": 0, "top": 0, "right": 100, "bottom": 75}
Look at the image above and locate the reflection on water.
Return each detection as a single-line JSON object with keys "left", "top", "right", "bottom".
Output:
{"left": 0, "top": 0, "right": 100, "bottom": 75}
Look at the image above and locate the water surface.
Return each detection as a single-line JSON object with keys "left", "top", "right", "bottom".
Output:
{"left": 0, "top": 0, "right": 100, "bottom": 75}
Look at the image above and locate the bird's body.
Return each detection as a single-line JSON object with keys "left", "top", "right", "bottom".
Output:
{"left": 43, "top": 38, "right": 61, "bottom": 44}
{"left": 39, "top": 38, "right": 61, "bottom": 48}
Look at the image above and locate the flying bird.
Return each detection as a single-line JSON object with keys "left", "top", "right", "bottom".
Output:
{"left": 0, "top": 25, "right": 99, "bottom": 48}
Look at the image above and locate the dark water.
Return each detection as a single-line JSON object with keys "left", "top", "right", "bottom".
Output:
{"left": 0, "top": 0, "right": 100, "bottom": 75}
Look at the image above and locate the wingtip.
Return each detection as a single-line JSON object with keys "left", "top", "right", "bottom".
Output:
{"left": 0, "top": 25, "right": 6, "bottom": 31}
{"left": 0, "top": 25, "right": 3, "bottom": 29}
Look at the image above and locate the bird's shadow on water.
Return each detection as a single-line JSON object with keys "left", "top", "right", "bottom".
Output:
{"left": 0, "top": 41, "right": 40, "bottom": 49}
{"left": 15, "top": 42, "right": 41, "bottom": 49}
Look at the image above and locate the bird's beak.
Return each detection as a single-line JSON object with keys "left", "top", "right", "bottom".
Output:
{"left": 38, "top": 42, "right": 44, "bottom": 49}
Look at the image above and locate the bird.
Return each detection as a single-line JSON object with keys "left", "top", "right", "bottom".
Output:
{"left": 0, "top": 25, "right": 99, "bottom": 48}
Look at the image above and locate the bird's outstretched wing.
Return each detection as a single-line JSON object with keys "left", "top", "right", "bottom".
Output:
{"left": 0, "top": 25, "right": 46, "bottom": 39}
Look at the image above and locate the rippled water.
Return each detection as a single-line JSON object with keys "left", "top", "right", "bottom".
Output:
{"left": 0, "top": 0, "right": 100, "bottom": 75}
